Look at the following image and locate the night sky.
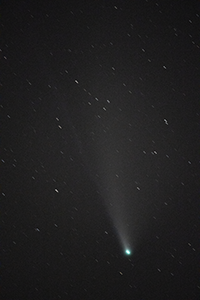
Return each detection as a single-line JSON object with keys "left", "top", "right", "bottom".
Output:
{"left": 1, "top": 0, "right": 200, "bottom": 299}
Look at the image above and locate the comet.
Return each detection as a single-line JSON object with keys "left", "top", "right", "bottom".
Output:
{"left": 125, "top": 249, "right": 131, "bottom": 255}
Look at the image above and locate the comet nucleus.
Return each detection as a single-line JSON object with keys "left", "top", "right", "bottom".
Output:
{"left": 125, "top": 249, "right": 131, "bottom": 255}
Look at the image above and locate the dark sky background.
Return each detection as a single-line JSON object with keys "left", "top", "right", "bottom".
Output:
{"left": 1, "top": 0, "right": 200, "bottom": 299}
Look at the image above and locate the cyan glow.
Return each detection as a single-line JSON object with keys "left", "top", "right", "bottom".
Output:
{"left": 125, "top": 249, "right": 131, "bottom": 255}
